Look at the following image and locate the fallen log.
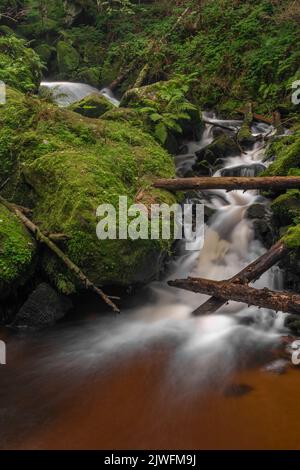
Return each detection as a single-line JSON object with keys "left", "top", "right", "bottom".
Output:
{"left": 192, "top": 239, "right": 288, "bottom": 316}
{"left": 169, "top": 277, "right": 300, "bottom": 316}
{"left": 0, "top": 195, "right": 120, "bottom": 313}
{"left": 202, "top": 119, "right": 238, "bottom": 132}
{"left": 153, "top": 176, "right": 300, "bottom": 192}
{"left": 236, "top": 108, "right": 273, "bottom": 125}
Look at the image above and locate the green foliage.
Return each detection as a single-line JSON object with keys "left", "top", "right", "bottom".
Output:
{"left": 134, "top": 75, "right": 197, "bottom": 144}
{"left": 0, "top": 34, "right": 43, "bottom": 92}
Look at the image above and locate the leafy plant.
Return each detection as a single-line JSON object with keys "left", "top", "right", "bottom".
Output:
{"left": 137, "top": 74, "right": 197, "bottom": 144}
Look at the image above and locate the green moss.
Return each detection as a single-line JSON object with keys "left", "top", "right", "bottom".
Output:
{"left": 0, "top": 204, "right": 36, "bottom": 298}
{"left": 56, "top": 41, "right": 80, "bottom": 76}
{"left": 263, "top": 131, "right": 300, "bottom": 176}
{"left": 283, "top": 225, "right": 300, "bottom": 249}
{"left": 0, "top": 35, "right": 43, "bottom": 93}
{"left": 271, "top": 190, "right": 300, "bottom": 226}
{"left": 69, "top": 93, "right": 114, "bottom": 118}
{"left": 15, "top": 105, "right": 176, "bottom": 289}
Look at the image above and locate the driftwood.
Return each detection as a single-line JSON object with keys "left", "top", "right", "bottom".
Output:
{"left": 0, "top": 196, "right": 120, "bottom": 313}
{"left": 168, "top": 277, "right": 300, "bottom": 316}
{"left": 192, "top": 240, "right": 288, "bottom": 315}
{"left": 153, "top": 176, "right": 300, "bottom": 192}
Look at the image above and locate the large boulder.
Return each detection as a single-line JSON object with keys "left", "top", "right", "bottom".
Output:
{"left": 14, "top": 283, "right": 72, "bottom": 328}
{"left": 0, "top": 88, "right": 176, "bottom": 293}
{"left": 0, "top": 204, "right": 36, "bottom": 299}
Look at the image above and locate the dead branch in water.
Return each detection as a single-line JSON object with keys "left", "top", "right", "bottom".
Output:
{"left": 192, "top": 240, "right": 289, "bottom": 316}
{"left": 169, "top": 277, "right": 300, "bottom": 316}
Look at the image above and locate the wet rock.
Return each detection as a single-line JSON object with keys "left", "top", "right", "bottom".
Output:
{"left": 192, "top": 159, "right": 211, "bottom": 176}
{"left": 221, "top": 163, "right": 266, "bottom": 177}
{"left": 224, "top": 383, "right": 254, "bottom": 398}
{"left": 194, "top": 134, "right": 240, "bottom": 167}
{"left": 14, "top": 283, "right": 72, "bottom": 328}
{"left": 246, "top": 203, "right": 268, "bottom": 220}
{"left": 252, "top": 219, "right": 274, "bottom": 248}
{"left": 285, "top": 314, "right": 300, "bottom": 335}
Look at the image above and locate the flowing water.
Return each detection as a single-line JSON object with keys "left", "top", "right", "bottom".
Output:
{"left": 1, "top": 85, "right": 300, "bottom": 450}
{"left": 39, "top": 81, "right": 120, "bottom": 106}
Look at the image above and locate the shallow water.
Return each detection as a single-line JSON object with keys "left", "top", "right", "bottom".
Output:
{"left": 1, "top": 90, "right": 298, "bottom": 450}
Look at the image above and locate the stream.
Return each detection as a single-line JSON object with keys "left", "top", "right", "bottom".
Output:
{"left": 0, "top": 82, "right": 300, "bottom": 450}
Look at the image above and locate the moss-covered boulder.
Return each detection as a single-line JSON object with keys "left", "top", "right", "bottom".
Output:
{"left": 69, "top": 93, "right": 114, "bottom": 118}
{"left": 0, "top": 204, "right": 36, "bottom": 299}
{"left": 0, "top": 35, "right": 42, "bottom": 93}
{"left": 56, "top": 41, "right": 80, "bottom": 76}
{"left": 0, "top": 85, "right": 177, "bottom": 293}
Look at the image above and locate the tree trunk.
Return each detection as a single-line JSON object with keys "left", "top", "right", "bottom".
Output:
{"left": 192, "top": 240, "right": 288, "bottom": 316}
{"left": 153, "top": 176, "right": 300, "bottom": 192}
{"left": 169, "top": 277, "right": 300, "bottom": 316}
{"left": 0, "top": 196, "right": 120, "bottom": 313}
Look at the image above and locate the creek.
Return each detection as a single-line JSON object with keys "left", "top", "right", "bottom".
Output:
{"left": 0, "top": 82, "right": 298, "bottom": 450}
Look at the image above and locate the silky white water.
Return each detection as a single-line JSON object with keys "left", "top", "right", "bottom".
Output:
{"left": 28, "top": 85, "right": 287, "bottom": 388}
{"left": 39, "top": 81, "right": 120, "bottom": 106}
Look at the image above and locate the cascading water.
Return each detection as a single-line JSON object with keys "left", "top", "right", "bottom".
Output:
{"left": 0, "top": 86, "right": 292, "bottom": 450}
{"left": 39, "top": 81, "right": 120, "bottom": 106}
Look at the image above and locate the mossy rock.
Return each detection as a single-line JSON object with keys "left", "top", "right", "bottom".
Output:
{"left": 56, "top": 41, "right": 80, "bottom": 75}
{"left": 14, "top": 104, "right": 176, "bottom": 291}
{"left": 0, "top": 203, "right": 36, "bottom": 299}
{"left": 68, "top": 93, "right": 114, "bottom": 118}
{"left": 195, "top": 134, "right": 240, "bottom": 166}
{"left": 263, "top": 131, "right": 300, "bottom": 176}
{"left": 0, "top": 35, "right": 42, "bottom": 93}
{"left": 282, "top": 224, "right": 300, "bottom": 250}
{"left": 271, "top": 190, "right": 300, "bottom": 226}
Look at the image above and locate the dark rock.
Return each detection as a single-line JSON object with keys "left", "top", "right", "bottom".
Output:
{"left": 246, "top": 203, "right": 268, "bottom": 220}
{"left": 192, "top": 159, "right": 211, "bottom": 176}
{"left": 14, "top": 283, "right": 72, "bottom": 328}
{"left": 195, "top": 134, "right": 240, "bottom": 166}
{"left": 221, "top": 163, "right": 266, "bottom": 177}
{"left": 285, "top": 314, "right": 300, "bottom": 335}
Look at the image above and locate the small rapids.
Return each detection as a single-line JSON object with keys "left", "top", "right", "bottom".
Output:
{"left": 0, "top": 88, "right": 292, "bottom": 450}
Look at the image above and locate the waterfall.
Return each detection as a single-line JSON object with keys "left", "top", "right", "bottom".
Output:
{"left": 39, "top": 81, "right": 120, "bottom": 107}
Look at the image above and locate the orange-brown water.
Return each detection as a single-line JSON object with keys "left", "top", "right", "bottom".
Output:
{"left": 1, "top": 324, "right": 300, "bottom": 450}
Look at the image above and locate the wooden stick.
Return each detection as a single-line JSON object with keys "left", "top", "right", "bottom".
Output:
{"left": 192, "top": 240, "right": 288, "bottom": 316}
{"left": 169, "top": 277, "right": 300, "bottom": 316}
{"left": 0, "top": 196, "right": 120, "bottom": 313}
{"left": 153, "top": 176, "right": 300, "bottom": 192}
